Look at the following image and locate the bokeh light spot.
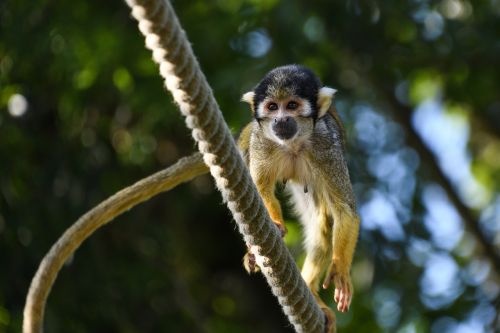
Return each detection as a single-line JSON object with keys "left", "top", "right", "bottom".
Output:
{"left": 7, "top": 93, "right": 28, "bottom": 117}
{"left": 420, "top": 253, "right": 463, "bottom": 309}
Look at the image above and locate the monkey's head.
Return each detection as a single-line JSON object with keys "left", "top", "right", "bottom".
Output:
{"left": 242, "top": 64, "right": 336, "bottom": 144}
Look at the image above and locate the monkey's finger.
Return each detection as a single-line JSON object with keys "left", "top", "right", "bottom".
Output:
{"left": 345, "top": 296, "right": 351, "bottom": 312}
{"left": 342, "top": 293, "right": 349, "bottom": 312}
{"left": 346, "top": 293, "right": 352, "bottom": 312}
{"left": 340, "top": 288, "right": 352, "bottom": 312}
{"left": 336, "top": 290, "right": 345, "bottom": 312}
{"left": 344, "top": 285, "right": 353, "bottom": 312}
{"left": 322, "top": 271, "right": 334, "bottom": 289}
{"left": 322, "top": 278, "right": 330, "bottom": 290}
{"left": 334, "top": 282, "right": 346, "bottom": 310}
{"left": 340, "top": 291, "right": 349, "bottom": 312}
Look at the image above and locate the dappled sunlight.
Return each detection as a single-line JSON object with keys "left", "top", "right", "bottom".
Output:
{"left": 230, "top": 28, "right": 272, "bottom": 58}
{"left": 354, "top": 105, "right": 418, "bottom": 239}
{"left": 419, "top": 252, "right": 463, "bottom": 309}
{"left": 361, "top": 191, "right": 405, "bottom": 241}
{"left": 480, "top": 195, "right": 500, "bottom": 238}
{"left": 413, "top": 100, "right": 491, "bottom": 208}
{"left": 407, "top": 237, "right": 433, "bottom": 267}
{"left": 373, "top": 286, "right": 401, "bottom": 329}
{"left": 422, "top": 184, "right": 463, "bottom": 250}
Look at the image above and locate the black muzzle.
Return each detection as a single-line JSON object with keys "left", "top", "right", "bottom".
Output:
{"left": 272, "top": 117, "right": 297, "bottom": 140}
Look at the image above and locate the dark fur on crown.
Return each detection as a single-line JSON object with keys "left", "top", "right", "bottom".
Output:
{"left": 252, "top": 64, "right": 322, "bottom": 119}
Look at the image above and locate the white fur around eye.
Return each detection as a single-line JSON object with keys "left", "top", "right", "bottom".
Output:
{"left": 300, "top": 101, "right": 314, "bottom": 117}
{"left": 256, "top": 102, "right": 266, "bottom": 119}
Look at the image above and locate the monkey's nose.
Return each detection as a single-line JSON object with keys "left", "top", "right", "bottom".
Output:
{"left": 272, "top": 117, "right": 297, "bottom": 140}
{"left": 274, "top": 117, "right": 290, "bottom": 123}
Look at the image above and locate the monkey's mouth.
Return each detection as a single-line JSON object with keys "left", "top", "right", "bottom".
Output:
{"left": 274, "top": 128, "right": 296, "bottom": 140}
{"left": 272, "top": 119, "right": 297, "bottom": 140}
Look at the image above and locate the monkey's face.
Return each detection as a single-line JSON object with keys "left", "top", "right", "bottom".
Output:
{"left": 242, "top": 65, "right": 337, "bottom": 146}
{"left": 256, "top": 96, "right": 315, "bottom": 145}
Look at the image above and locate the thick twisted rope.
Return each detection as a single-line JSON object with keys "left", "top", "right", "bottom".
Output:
{"left": 125, "top": 0, "right": 325, "bottom": 331}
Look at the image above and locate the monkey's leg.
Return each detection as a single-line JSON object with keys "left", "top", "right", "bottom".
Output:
{"left": 243, "top": 182, "right": 286, "bottom": 273}
{"left": 301, "top": 206, "right": 336, "bottom": 333}
{"left": 323, "top": 205, "right": 360, "bottom": 313}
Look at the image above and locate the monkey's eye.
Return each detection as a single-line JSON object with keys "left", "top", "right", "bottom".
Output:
{"left": 267, "top": 102, "right": 278, "bottom": 111}
{"left": 287, "top": 101, "right": 298, "bottom": 110}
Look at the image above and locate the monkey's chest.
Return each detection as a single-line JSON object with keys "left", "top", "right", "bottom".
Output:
{"left": 273, "top": 150, "right": 312, "bottom": 184}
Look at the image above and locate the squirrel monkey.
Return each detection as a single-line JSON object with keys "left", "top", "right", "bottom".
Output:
{"left": 151, "top": 65, "right": 359, "bottom": 331}
{"left": 239, "top": 65, "right": 360, "bottom": 331}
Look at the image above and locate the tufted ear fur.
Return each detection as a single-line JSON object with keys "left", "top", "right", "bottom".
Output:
{"left": 241, "top": 91, "right": 256, "bottom": 113}
{"left": 317, "top": 87, "right": 337, "bottom": 118}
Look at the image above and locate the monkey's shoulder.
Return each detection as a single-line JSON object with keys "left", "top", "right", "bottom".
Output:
{"left": 312, "top": 114, "right": 345, "bottom": 151}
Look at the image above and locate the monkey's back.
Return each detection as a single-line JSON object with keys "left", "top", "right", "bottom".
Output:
{"left": 309, "top": 113, "right": 356, "bottom": 211}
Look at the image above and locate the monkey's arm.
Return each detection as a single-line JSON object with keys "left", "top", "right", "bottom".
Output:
{"left": 238, "top": 123, "right": 287, "bottom": 236}
{"left": 311, "top": 114, "right": 360, "bottom": 313}
{"left": 323, "top": 201, "right": 360, "bottom": 313}
{"left": 253, "top": 175, "right": 287, "bottom": 236}
{"left": 322, "top": 162, "right": 360, "bottom": 313}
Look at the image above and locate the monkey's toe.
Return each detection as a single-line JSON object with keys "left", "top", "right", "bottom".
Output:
{"left": 243, "top": 252, "right": 260, "bottom": 273}
{"left": 335, "top": 285, "right": 352, "bottom": 312}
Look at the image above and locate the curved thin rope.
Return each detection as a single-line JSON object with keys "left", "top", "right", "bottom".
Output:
{"left": 23, "top": 154, "right": 208, "bottom": 333}
{"left": 124, "top": 0, "right": 325, "bottom": 332}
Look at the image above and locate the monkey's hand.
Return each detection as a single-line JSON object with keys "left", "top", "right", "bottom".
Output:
{"left": 242, "top": 221, "right": 286, "bottom": 274}
{"left": 322, "top": 261, "right": 353, "bottom": 313}
{"left": 275, "top": 222, "right": 287, "bottom": 238}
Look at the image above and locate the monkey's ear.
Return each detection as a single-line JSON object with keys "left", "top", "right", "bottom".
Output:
{"left": 241, "top": 91, "right": 255, "bottom": 112}
{"left": 241, "top": 91, "right": 255, "bottom": 103}
{"left": 317, "top": 87, "right": 337, "bottom": 118}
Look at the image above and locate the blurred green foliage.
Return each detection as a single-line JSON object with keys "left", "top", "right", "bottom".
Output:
{"left": 1, "top": 0, "right": 499, "bottom": 332}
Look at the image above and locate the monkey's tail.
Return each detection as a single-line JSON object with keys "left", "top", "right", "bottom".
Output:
{"left": 23, "top": 153, "right": 208, "bottom": 333}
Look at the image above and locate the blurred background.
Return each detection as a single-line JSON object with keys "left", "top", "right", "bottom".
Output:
{"left": 1, "top": 0, "right": 499, "bottom": 332}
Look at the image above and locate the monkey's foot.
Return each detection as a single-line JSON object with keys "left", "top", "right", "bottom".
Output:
{"left": 243, "top": 251, "right": 260, "bottom": 273}
{"left": 321, "top": 306, "right": 336, "bottom": 333}
{"left": 322, "top": 263, "right": 353, "bottom": 313}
